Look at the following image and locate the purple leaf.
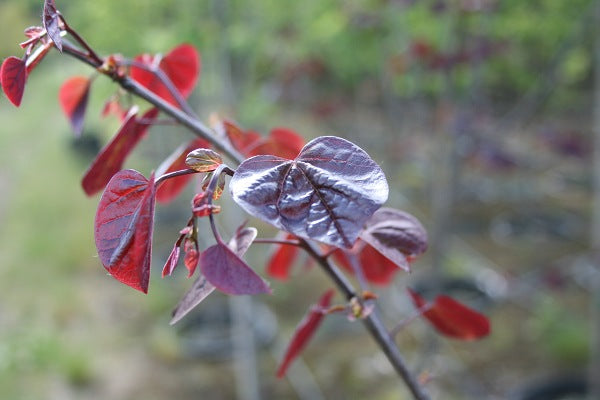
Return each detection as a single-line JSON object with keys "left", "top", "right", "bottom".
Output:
{"left": 200, "top": 242, "right": 271, "bottom": 295}
{"left": 230, "top": 136, "right": 388, "bottom": 249}
{"left": 360, "top": 208, "right": 428, "bottom": 272}
{"left": 43, "top": 0, "right": 62, "bottom": 52}
{"left": 170, "top": 224, "right": 260, "bottom": 324}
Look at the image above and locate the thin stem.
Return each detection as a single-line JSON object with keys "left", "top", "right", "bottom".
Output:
{"left": 61, "top": 17, "right": 104, "bottom": 66}
{"left": 390, "top": 303, "right": 434, "bottom": 338}
{"left": 156, "top": 168, "right": 199, "bottom": 187}
{"left": 253, "top": 238, "right": 303, "bottom": 247}
{"left": 126, "top": 60, "right": 198, "bottom": 116}
{"left": 61, "top": 41, "right": 245, "bottom": 163}
{"left": 301, "top": 241, "right": 431, "bottom": 400}
{"left": 59, "top": 37, "right": 430, "bottom": 400}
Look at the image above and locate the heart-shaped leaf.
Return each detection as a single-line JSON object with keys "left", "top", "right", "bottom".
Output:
{"left": 58, "top": 76, "right": 91, "bottom": 136}
{"left": 1, "top": 56, "right": 28, "bottom": 107}
{"left": 408, "top": 288, "right": 490, "bottom": 340}
{"left": 95, "top": 170, "right": 156, "bottom": 293}
{"left": 43, "top": 0, "right": 62, "bottom": 52}
{"left": 156, "top": 138, "right": 211, "bottom": 204}
{"left": 82, "top": 107, "right": 159, "bottom": 196}
{"left": 130, "top": 44, "right": 200, "bottom": 107}
{"left": 360, "top": 208, "right": 428, "bottom": 272}
{"left": 266, "top": 233, "right": 300, "bottom": 281}
{"left": 170, "top": 224, "right": 259, "bottom": 324}
{"left": 276, "top": 289, "right": 335, "bottom": 378}
{"left": 185, "top": 148, "right": 223, "bottom": 172}
{"left": 230, "top": 136, "right": 388, "bottom": 249}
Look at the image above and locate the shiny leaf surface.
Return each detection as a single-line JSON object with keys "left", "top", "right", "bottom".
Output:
{"left": 94, "top": 170, "right": 156, "bottom": 293}
{"left": 185, "top": 148, "right": 223, "bottom": 172}
{"left": 230, "top": 136, "right": 388, "bottom": 249}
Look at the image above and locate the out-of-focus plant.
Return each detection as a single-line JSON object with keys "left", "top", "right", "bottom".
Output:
{"left": 1, "top": 2, "right": 493, "bottom": 399}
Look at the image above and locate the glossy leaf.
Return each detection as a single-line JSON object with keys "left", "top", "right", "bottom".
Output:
{"left": 43, "top": 0, "right": 62, "bottom": 52}
{"left": 185, "top": 148, "right": 223, "bottom": 172}
{"left": 156, "top": 138, "right": 210, "bottom": 204}
{"left": 333, "top": 242, "right": 400, "bottom": 285}
{"left": 360, "top": 208, "right": 428, "bottom": 272}
{"left": 58, "top": 76, "right": 91, "bottom": 136}
{"left": 170, "top": 224, "right": 258, "bottom": 325}
{"left": 200, "top": 240, "right": 270, "bottom": 295}
{"left": 1, "top": 56, "right": 28, "bottom": 107}
{"left": 81, "top": 107, "right": 159, "bottom": 196}
{"left": 276, "top": 289, "right": 335, "bottom": 378}
{"left": 230, "top": 136, "right": 388, "bottom": 249}
{"left": 408, "top": 288, "right": 490, "bottom": 340}
{"left": 130, "top": 44, "right": 200, "bottom": 107}
{"left": 94, "top": 170, "right": 156, "bottom": 293}
{"left": 266, "top": 233, "right": 300, "bottom": 281}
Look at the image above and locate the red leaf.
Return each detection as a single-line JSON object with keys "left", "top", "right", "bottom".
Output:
{"left": 58, "top": 76, "right": 91, "bottom": 136}
{"left": 248, "top": 127, "right": 306, "bottom": 159}
{"left": 200, "top": 242, "right": 271, "bottom": 295}
{"left": 1, "top": 56, "right": 28, "bottom": 107}
{"left": 333, "top": 242, "right": 399, "bottom": 285}
{"left": 156, "top": 138, "right": 210, "bottom": 204}
{"left": 183, "top": 239, "right": 199, "bottom": 277}
{"left": 266, "top": 233, "right": 300, "bottom": 281}
{"left": 130, "top": 44, "right": 200, "bottom": 107}
{"left": 221, "top": 119, "right": 262, "bottom": 155}
{"left": 162, "top": 244, "right": 181, "bottom": 278}
{"left": 94, "top": 170, "right": 156, "bottom": 293}
{"left": 81, "top": 107, "right": 159, "bottom": 196}
{"left": 43, "top": 0, "right": 62, "bottom": 52}
{"left": 407, "top": 288, "right": 490, "bottom": 340}
{"left": 276, "top": 289, "right": 335, "bottom": 378}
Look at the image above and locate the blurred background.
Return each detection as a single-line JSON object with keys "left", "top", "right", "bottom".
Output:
{"left": 1, "top": 0, "right": 599, "bottom": 399}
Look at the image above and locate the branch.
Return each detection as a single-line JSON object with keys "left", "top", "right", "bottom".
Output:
{"left": 59, "top": 39, "right": 431, "bottom": 400}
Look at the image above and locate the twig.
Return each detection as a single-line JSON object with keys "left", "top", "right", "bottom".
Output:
{"left": 59, "top": 38, "right": 431, "bottom": 400}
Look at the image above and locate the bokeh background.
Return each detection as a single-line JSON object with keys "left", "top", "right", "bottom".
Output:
{"left": 1, "top": 0, "right": 598, "bottom": 399}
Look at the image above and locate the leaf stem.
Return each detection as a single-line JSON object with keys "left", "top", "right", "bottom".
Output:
{"left": 60, "top": 17, "right": 104, "bottom": 66}
{"left": 126, "top": 60, "right": 198, "bottom": 117}
{"left": 253, "top": 238, "right": 303, "bottom": 247}
{"left": 301, "top": 241, "right": 431, "bottom": 400}
{"left": 155, "top": 168, "right": 199, "bottom": 187}
{"left": 59, "top": 37, "right": 430, "bottom": 400}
